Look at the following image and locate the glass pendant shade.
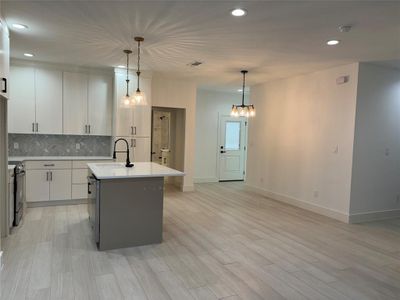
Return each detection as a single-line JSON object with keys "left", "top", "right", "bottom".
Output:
{"left": 120, "top": 49, "right": 134, "bottom": 108}
{"left": 132, "top": 89, "right": 147, "bottom": 106}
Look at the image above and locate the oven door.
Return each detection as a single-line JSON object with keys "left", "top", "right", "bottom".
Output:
{"left": 14, "top": 170, "right": 25, "bottom": 226}
{"left": 87, "top": 175, "right": 100, "bottom": 244}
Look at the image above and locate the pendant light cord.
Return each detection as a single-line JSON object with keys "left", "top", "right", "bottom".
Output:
{"left": 136, "top": 40, "right": 141, "bottom": 92}
{"left": 126, "top": 51, "right": 130, "bottom": 97}
{"left": 241, "top": 71, "right": 246, "bottom": 106}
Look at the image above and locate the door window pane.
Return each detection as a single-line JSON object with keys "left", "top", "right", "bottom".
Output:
{"left": 225, "top": 121, "right": 240, "bottom": 150}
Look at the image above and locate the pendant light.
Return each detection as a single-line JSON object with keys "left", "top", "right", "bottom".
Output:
{"left": 132, "top": 36, "right": 147, "bottom": 105}
{"left": 230, "top": 70, "right": 255, "bottom": 118}
{"left": 121, "top": 49, "right": 133, "bottom": 107}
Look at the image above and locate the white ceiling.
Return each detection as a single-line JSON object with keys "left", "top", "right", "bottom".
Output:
{"left": 3, "top": 1, "right": 400, "bottom": 91}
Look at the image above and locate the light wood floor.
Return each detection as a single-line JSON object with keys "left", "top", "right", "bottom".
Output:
{"left": 1, "top": 182, "right": 400, "bottom": 300}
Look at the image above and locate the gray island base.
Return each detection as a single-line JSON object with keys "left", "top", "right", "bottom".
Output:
{"left": 87, "top": 162, "right": 184, "bottom": 251}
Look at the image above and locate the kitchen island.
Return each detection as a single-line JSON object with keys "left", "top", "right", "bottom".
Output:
{"left": 87, "top": 162, "right": 184, "bottom": 250}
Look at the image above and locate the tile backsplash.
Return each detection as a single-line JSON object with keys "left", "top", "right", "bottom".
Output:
{"left": 9, "top": 134, "right": 112, "bottom": 157}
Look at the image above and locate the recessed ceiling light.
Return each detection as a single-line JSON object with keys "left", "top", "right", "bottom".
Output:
{"left": 24, "top": 53, "right": 34, "bottom": 57}
{"left": 231, "top": 8, "right": 247, "bottom": 17}
{"left": 326, "top": 39, "right": 340, "bottom": 46}
{"left": 12, "top": 23, "right": 28, "bottom": 29}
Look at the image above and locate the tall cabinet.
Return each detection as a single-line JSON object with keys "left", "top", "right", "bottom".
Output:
{"left": 114, "top": 70, "right": 152, "bottom": 162}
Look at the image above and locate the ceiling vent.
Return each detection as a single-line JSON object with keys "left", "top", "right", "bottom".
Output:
{"left": 188, "top": 61, "right": 203, "bottom": 67}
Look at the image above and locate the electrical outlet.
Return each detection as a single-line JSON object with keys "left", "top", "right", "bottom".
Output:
{"left": 13, "top": 142, "right": 19, "bottom": 149}
{"left": 76, "top": 143, "right": 81, "bottom": 150}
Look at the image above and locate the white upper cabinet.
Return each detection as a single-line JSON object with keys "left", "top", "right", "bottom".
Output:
{"left": 88, "top": 74, "right": 113, "bottom": 136}
{"left": 114, "top": 71, "right": 151, "bottom": 137}
{"left": 8, "top": 66, "right": 35, "bottom": 133}
{"left": 63, "top": 72, "right": 88, "bottom": 135}
{"left": 35, "top": 69, "right": 63, "bottom": 134}
{"left": 0, "top": 18, "right": 10, "bottom": 100}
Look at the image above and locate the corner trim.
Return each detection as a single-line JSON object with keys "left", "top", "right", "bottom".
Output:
{"left": 245, "top": 184, "right": 349, "bottom": 223}
{"left": 193, "top": 177, "right": 219, "bottom": 183}
{"left": 348, "top": 209, "right": 400, "bottom": 223}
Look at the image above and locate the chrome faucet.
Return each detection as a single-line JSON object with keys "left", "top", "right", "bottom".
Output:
{"left": 112, "top": 138, "right": 134, "bottom": 168}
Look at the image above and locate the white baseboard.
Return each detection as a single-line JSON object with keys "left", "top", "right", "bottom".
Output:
{"left": 245, "top": 184, "right": 349, "bottom": 223}
{"left": 194, "top": 177, "right": 219, "bottom": 183}
{"left": 348, "top": 209, "right": 400, "bottom": 223}
{"left": 27, "top": 198, "right": 87, "bottom": 208}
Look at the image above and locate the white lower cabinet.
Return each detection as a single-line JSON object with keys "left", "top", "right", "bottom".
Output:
{"left": 49, "top": 169, "right": 72, "bottom": 201}
{"left": 25, "top": 161, "right": 72, "bottom": 203}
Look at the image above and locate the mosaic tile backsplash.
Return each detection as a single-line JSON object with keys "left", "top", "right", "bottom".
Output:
{"left": 9, "top": 134, "right": 112, "bottom": 157}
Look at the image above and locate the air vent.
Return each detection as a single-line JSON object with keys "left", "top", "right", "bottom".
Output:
{"left": 187, "top": 61, "right": 203, "bottom": 67}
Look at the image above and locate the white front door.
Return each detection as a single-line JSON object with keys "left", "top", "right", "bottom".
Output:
{"left": 218, "top": 116, "right": 247, "bottom": 181}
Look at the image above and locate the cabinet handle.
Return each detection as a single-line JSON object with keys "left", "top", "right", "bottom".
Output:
{"left": 134, "top": 126, "right": 137, "bottom": 135}
{"left": 50, "top": 171, "right": 53, "bottom": 181}
{"left": 88, "top": 125, "right": 91, "bottom": 134}
{"left": 1, "top": 78, "right": 7, "bottom": 93}
{"left": 130, "top": 139, "right": 133, "bottom": 147}
{"left": 88, "top": 182, "right": 91, "bottom": 194}
{"left": 46, "top": 171, "right": 49, "bottom": 181}
{"left": 32, "top": 123, "right": 35, "bottom": 132}
{"left": 43, "top": 164, "right": 55, "bottom": 167}
{"left": 133, "top": 139, "right": 136, "bottom": 147}
{"left": 131, "top": 126, "right": 134, "bottom": 135}
{"left": 35, "top": 123, "right": 38, "bottom": 132}
{"left": 85, "top": 125, "right": 87, "bottom": 133}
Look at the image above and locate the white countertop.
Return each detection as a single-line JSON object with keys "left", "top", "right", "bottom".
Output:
{"left": 9, "top": 156, "right": 113, "bottom": 162}
{"left": 88, "top": 162, "right": 184, "bottom": 179}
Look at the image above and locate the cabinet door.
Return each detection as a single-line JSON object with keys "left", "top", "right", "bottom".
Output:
{"left": 114, "top": 72, "right": 134, "bottom": 136}
{"left": 88, "top": 74, "right": 112, "bottom": 135}
{"left": 63, "top": 72, "right": 88, "bottom": 135}
{"left": 49, "top": 169, "right": 72, "bottom": 201}
{"left": 8, "top": 66, "right": 35, "bottom": 133}
{"left": 0, "top": 18, "right": 10, "bottom": 99}
{"left": 133, "top": 77, "right": 151, "bottom": 137}
{"left": 35, "top": 69, "right": 63, "bottom": 134}
{"left": 134, "top": 137, "right": 151, "bottom": 162}
{"left": 26, "top": 170, "right": 49, "bottom": 202}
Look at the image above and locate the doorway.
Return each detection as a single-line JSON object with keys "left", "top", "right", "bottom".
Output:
{"left": 218, "top": 115, "right": 247, "bottom": 181}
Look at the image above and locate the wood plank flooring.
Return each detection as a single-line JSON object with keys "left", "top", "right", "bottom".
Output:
{"left": 1, "top": 182, "right": 400, "bottom": 299}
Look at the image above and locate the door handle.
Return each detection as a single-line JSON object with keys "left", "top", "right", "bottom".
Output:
{"left": 220, "top": 150, "right": 226, "bottom": 153}
{"left": 2, "top": 78, "right": 7, "bottom": 93}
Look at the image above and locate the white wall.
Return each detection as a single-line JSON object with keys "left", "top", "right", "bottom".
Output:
{"left": 350, "top": 63, "right": 400, "bottom": 220}
{"left": 246, "top": 63, "right": 359, "bottom": 221}
{"left": 195, "top": 89, "right": 238, "bottom": 182}
{"left": 151, "top": 75, "right": 196, "bottom": 191}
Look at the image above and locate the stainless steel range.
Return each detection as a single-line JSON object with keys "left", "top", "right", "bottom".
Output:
{"left": 9, "top": 161, "right": 25, "bottom": 226}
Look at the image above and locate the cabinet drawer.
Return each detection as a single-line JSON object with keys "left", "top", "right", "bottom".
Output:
{"left": 25, "top": 160, "right": 72, "bottom": 170}
{"left": 72, "top": 169, "right": 88, "bottom": 184}
{"left": 72, "top": 184, "right": 88, "bottom": 199}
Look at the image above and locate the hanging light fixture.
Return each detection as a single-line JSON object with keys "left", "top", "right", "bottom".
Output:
{"left": 231, "top": 70, "right": 255, "bottom": 117}
{"left": 120, "top": 49, "right": 133, "bottom": 107}
{"left": 132, "top": 36, "right": 147, "bottom": 105}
